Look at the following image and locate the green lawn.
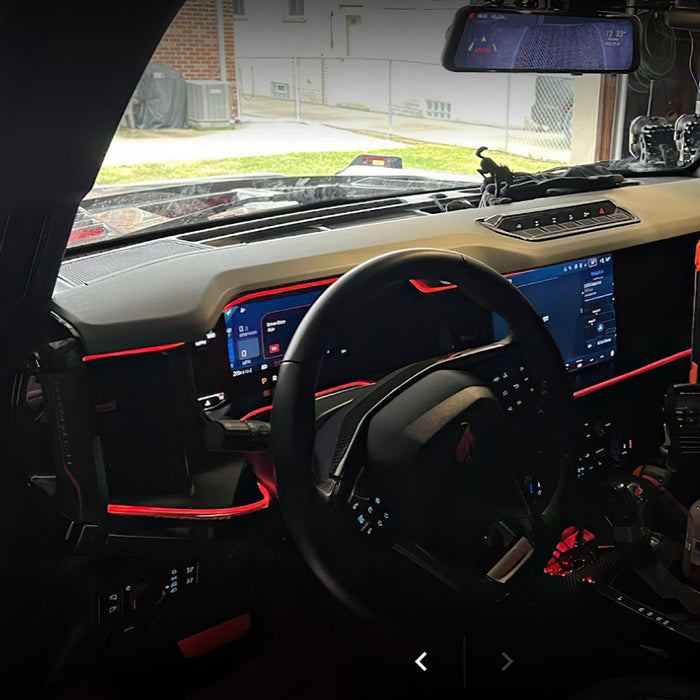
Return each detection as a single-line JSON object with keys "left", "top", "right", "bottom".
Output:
{"left": 96, "top": 143, "right": 563, "bottom": 185}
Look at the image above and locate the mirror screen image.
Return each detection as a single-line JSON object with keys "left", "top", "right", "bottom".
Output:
{"left": 496, "top": 255, "right": 617, "bottom": 372}
{"left": 454, "top": 11, "right": 635, "bottom": 71}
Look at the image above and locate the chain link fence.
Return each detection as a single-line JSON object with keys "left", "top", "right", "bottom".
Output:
{"left": 235, "top": 56, "right": 574, "bottom": 164}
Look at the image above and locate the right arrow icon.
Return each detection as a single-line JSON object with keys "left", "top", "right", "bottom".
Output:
{"left": 501, "top": 652, "right": 514, "bottom": 672}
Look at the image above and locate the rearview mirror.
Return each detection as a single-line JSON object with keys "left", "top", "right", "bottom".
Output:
{"left": 442, "top": 6, "right": 641, "bottom": 74}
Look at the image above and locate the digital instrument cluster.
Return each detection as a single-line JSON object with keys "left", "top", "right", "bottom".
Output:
{"left": 191, "top": 253, "right": 624, "bottom": 419}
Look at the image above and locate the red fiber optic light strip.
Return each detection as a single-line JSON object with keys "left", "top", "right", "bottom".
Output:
{"left": 222, "top": 277, "right": 338, "bottom": 312}
{"left": 239, "top": 381, "right": 374, "bottom": 422}
{"left": 573, "top": 349, "right": 691, "bottom": 398}
{"left": 107, "top": 483, "right": 270, "bottom": 520}
{"left": 83, "top": 343, "right": 184, "bottom": 362}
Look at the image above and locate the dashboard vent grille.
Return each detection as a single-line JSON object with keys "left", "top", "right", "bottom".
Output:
{"left": 680, "top": 437, "right": 700, "bottom": 454}
{"left": 59, "top": 239, "right": 207, "bottom": 286}
{"left": 179, "top": 197, "right": 423, "bottom": 246}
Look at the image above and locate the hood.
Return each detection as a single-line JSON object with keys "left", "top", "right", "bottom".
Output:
{"left": 68, "top": 161, "right": 479, "bottom": 249}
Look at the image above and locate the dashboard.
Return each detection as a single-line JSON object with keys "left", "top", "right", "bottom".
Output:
{"left": 187, "top": 238, "right": 689, "bottom": 423}
{"left": 32, "top": 177, "right": 700, "bottom": 661}
{"left": 48, "top": 178, "right": 700, "bottom": 502}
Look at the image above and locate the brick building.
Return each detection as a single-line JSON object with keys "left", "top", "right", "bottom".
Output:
{"left": 151, "top": 0, "right": 237, "bottom": 119}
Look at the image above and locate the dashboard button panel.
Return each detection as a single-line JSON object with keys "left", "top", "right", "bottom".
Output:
{"left": 478, "top": 199, "right": 639, "bottom": 241}
{"left": 488, "top": 364, "right": 538, "bottom": 416}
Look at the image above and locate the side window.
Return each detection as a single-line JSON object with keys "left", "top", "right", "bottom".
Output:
{"left": 286, "top": 0, "right": 304, "bottom": 19}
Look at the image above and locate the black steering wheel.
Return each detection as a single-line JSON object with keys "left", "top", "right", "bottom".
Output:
{"left": 272, "top": 249, "right": 572, "bottom": 625}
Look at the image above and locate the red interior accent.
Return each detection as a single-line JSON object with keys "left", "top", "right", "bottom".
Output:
{"left": 83, "top": 343, "right": 185, "bottom": 362}
{"left": 695, "top": 240, "right": 700, "bottom": 271}
{"left": 247, "top": 452, "right": 278, "bottom": 500}
{"left": 544, "top": 526, "right": 596, "bottom": 576}
{"left": 632, "top": 466, "right": 663, "bottom": 488}
{"left": 239, "top": 381, "right": 374, "bottom": 421}
{"left": 691, "top": 361, "right": 698, "bottom": 384}
{"left": 178, "top": 613, "right": 252, "bottom": 658}
{"left": 573, "top": 349, "right": 691, "bottom": 398}
{"left": 239, "top": 405, "right": 274, "bottom": 422}
{"left": 314, "top": 381, "right": 374, "bottom": 397}
{"left": 222, "top": 277, "right": 338, "bottom": 313}
{"left": 107, "top": 483, "right": 270, "bottom": 520}
{"left": 409, "top": 279, "right": 458, "bottom": 294}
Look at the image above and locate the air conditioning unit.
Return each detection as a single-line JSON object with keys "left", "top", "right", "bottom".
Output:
{"left": 186, "top": 80, "right": 232, "bottom": 128}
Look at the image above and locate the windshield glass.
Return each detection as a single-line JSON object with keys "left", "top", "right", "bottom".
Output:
{"left": 70, "top": 1, "right": 700, "bottom": 249}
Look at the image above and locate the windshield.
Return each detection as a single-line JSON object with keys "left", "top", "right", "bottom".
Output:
{"left": 70, "top": 1, "right": 700, "bottom": 249}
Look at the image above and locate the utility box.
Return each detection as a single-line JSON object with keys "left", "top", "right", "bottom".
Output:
{"left": 186, "top": 80, "right": 232, "bottom": 128}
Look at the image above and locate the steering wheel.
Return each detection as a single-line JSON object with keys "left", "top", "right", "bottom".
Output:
{"left": 272, "top": 249, "right": 572, "bottom": 625}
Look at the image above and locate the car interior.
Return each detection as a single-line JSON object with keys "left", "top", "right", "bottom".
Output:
{"left": 8, "top": 0, "right": 700, "bottom": 698}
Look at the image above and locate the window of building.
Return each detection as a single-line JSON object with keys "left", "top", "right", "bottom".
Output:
{"left": 425, "top": 100, "right": 451, "bottom": 120}
{"left": 233, "top": 0, "right": 246, "bottom": 18}
{"left": 286, "top": 0, "right": 305, "bottom": 18}
{"left": 271, "top": 82, "right": 290, "bottom": 99}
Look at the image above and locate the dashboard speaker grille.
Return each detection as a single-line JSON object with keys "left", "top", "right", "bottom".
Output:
{"left": 59, "top": 239, "right": 206, "bottom": 286}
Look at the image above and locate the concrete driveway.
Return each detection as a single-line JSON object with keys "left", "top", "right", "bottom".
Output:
{"left": 103, "top": 119, "right": 409, "bottom": 166}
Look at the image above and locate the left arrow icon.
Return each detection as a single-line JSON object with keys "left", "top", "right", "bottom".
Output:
{"left": 415, "top": 652, "right": 428, "bottom": 672}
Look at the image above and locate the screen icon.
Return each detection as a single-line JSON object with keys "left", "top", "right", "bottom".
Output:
{"left": 268, "top": 343, "right": 281, "bottom": 354}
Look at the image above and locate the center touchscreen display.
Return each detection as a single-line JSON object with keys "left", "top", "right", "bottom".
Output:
{"left": 496, "top": 254, "right": 617, "bottom": 371}
{"left": 224, "top": 284, "right": 329, "bottom": 377}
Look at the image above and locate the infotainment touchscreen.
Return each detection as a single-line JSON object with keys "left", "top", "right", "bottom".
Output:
{"left": 496, "top": 254, "right": 617, "bottom": 372}
{"left": 224, "top": 284, "right": 329, "bottom": 377}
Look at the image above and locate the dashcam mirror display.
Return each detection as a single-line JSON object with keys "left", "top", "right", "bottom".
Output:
{"left": 443, "top": 8, "right": 640, "bottom": 74}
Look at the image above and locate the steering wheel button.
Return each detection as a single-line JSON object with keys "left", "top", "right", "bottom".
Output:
{"left": 357, "top": 515, "right": 366, "bottom": 525}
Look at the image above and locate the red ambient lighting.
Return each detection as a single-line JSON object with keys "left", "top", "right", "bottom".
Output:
{"left": 222, "top": 277, "right": 339, "bottom": 313}
{"left": 107, "top": 483, "right": 271, "bottom": 519}
{"left": 409, "top": 279, "right": 458, "bottom": 293}
{"left": 239, "top": 381, "right": 374, "bottom": 421}
{"left": 544, "top": 526, "right": 596, "bottom": 577}
{"left": 178, "top": 614, "right": 252, "bottom": 658}
{"left": 573, "top": 349, "right": 691, "bottom": 398}
{"left": 83, "top": 343, "right": 184, "bottom": 362}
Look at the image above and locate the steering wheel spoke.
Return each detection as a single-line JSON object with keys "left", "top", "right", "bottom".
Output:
{"left": 316, "top": 340, "right": 518, "bottom": 485}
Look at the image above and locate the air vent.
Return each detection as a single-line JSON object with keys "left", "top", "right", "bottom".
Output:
{"left": 680, "top": 436, "right": 700, "bottom": 454}
{"left": 478, "top": 199, "right": 639, "bottom": 241}
{"left": 59, "top": 239, "right": 206, "bottom": 286}
{"left": 180, "top": 197, "right": 416, "bottom": 247}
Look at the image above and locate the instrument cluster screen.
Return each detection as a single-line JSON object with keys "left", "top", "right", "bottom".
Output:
{"left": 496, "top": 254, "right": 617, "bottom": 372}
{"left": 224, "top": 284, "right": 329, "bottom": 377}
